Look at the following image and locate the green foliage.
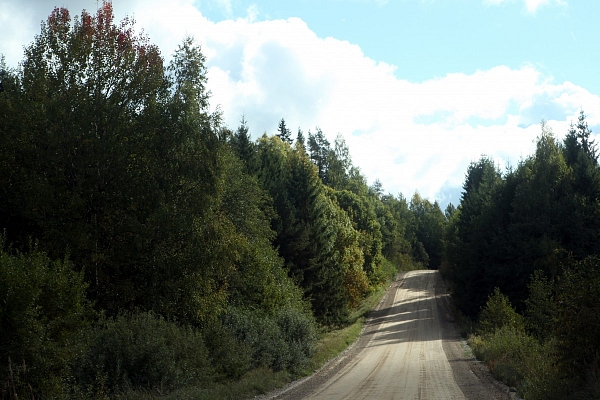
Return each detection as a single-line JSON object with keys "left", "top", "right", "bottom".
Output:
{"left": 307, "top": 128, "right": 331, "bottom": 183}
{"left": 332, "top": 189, "right": 383, "bottom": 280}
{"left": 447, "top": 118, "right": 600, "bottom": 400}
{"left": 0, "top": 2, "right": 444, "bottom": 397}
{"left": 0, "top": 3, "right": 232, "bottom": 323}
{"left": 230, "top": 116, "right": 258, "bottom": 174}
{"left": 273, "top": 307, "right": 318, "bottom": 372}
{"left": 221, "top": 308, "right": 308, "bottom": 374}
{"left": 277, "top": 118, "right": 293, "bottom": 144}
{"left": 524, "top": 270, "right": 556, "bottom": 342}
{"left": 409, "top": 193, "right": 446, "bottom": 269}
{"left": 0, "top": 243, "right": 93, "bottom": 398}
{"left": 553, "top": 257, "right": 600, "bottom": 390}
{"left": 478, "top": 287, "right": 524, "bottom": 336}
{"left": 327, "top": 135, "right": 353, "bottom": 190}
{"left": 204, "top": 305, "right": 317, "bottom": 381}
{"left": 75, "top": 312, "right": 211, "bottom": 395}
{"left": 379, "top": 194, "right": 413, "bottom": 268}
{"left": 446, "top": 156, "right": 505, "bottom": 317}
{"left": 470, "top": 327, "right": 561, "bottom": 398}
{"left": 256, "top": 136, "right": 375, "bottom": 324}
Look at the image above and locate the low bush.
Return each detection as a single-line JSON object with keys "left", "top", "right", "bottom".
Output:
{"left": 471, "top": 326, "right": 537, "bottom": 389}
{"left": 470, "top": 327, "right": 565, "bottom": 400}
{"left": 274, "top": 306, "right": 317, "bottom": 373}
{"left": 74, "top": 311, "right": 212, "bottom": 396}
{"left": 368, "top": 257, "right": 399, "bottom": 288}
{"left": 221, "top": 306, "right": 317, "bottom": 375}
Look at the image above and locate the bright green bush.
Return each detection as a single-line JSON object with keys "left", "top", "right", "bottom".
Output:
{"left": 0, "top": 244, "right": 93, "bottom": 398}
{"left": 478, "top": 287, "right": 524, "bottom": 335}
{"left": 74, "top": 311, "right": 211, "bottom": 395}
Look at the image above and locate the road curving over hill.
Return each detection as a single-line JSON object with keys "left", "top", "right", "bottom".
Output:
{"left": 265, "top": 270, "right": 513, "bottom": 400}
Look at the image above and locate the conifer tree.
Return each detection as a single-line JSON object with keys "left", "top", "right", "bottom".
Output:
{"left": 308, "top": 128, "right": 331, "bottom": 183}
{"left": 277, "top": 118, "right": 293, "bottom": 144}
{"left": 231, "top": 115, "right": 257, "bottom": 174}
{"left": 296, "top": 127, "right": 305, "bottom": 147}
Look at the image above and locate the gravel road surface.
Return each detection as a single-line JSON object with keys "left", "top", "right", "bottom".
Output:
{"left": 263, "top": 270, "right": 513, "bottom": 400}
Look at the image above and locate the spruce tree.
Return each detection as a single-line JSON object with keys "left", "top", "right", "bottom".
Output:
{"left": 232, "top": 116, "right": 257, "bottom": 174}
{"left": 277, "top": 118, "right": 293, "bottom": 144}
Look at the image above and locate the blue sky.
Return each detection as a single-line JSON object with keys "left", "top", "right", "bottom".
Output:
{"left": 198, "top": 0, "right": 599, "bottom": 93}
{"left": 2, "top": 0, "right": 599, "bottom": 207}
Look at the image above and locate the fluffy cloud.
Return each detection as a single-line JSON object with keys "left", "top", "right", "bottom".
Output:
{"left": 2, "top": 0, "right": 598, "bottom": 206}
{"left": 171, "top": 5, "right": 596, "bottom": 203}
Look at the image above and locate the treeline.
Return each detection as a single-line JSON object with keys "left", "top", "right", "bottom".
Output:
{"left": 0, "top": 3, "right": 445, "bottom": 398}
{"left": 443, "top": 115, "right": 600, "bottom": 399}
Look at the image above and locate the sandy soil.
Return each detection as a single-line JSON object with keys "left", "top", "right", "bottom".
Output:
{"left": 263, "top": 270, "right": 513, "bottom": 400}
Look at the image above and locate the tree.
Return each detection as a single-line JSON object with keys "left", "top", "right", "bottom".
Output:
{"left": 332, "top": 189, "right": 382, "bottom": 280}
{"left": 370, "top": 179, "right": 384, "bottom": 198}
{"left": 444, "top": 203, "right": 456, "bottom": 220}
{"left": 561, "top": 112, "right": 600, "bottom": 257}
{"left": 409, "top": 193, "right": 445, "bottom": 269}
{"left": 565, "top": 110, "right": 597, "bottom": 163}
{"left": 277, "top": 118, "right": 293, "bottom": 144}
{"left": 231, "top": 115, "right": 257, "bottom": 174}
{"left": 0, "top": 3, "right": 233, "bottom": 323}
{"left": 327, "top": 134, "right": 353, "bottom": 190}
{"left": 307, "top": 128, "right": 331, "bottom": 183}
{"left": 447, "top": 157, "right": 503, "bottom": 316}
{"left": 379, "top": 194, "right": 413, "bottom": 269}
{"left": 296, "top": 127, "right": 305, "bottom": 147}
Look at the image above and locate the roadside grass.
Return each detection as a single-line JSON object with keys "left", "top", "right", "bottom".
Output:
{"left": 300, "top": 284, "right": 388, "bottom": 376}
{"left": 117, "top": 368, "right": 292, "bottom": 400}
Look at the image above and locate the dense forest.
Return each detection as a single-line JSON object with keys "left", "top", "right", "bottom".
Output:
{"left": 0, "top": 4, "right": 446, "bottom": 398}
{"left": 442, "top": 116, "right": 600, "bottom": 399}
{"left": 2, "top": 3, "right": 599, "bottom": 400}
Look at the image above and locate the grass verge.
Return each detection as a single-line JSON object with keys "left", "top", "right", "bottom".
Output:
{"left": 300, "top": 284, "right": 388, "bottom": 376}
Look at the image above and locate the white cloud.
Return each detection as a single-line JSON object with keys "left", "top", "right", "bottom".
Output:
{"left": 2, "top": 0, "right": 598, "bottom": 206}
{"left": 185, "top": 9, "right": 596, "bottom": 202}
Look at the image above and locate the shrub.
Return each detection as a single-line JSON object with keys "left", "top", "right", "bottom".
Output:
{"left": 222, "top": 308, "right": 286, "bottom": 371}
{"left": 203, "top": 318, "right": 254, "bottom": 381}
{"left": 220, "top": 306, "right": 317, "bottom": 376}
{"left": 470, "top": 326, "right": 561, "bottom": 396}
{"left": 0, "top": 244, "right": 93, "bottom": 398}
{"left": 478, "top": 287, "right": 524, "bottom": 336}
{"left": 275, "top": 307, "right": 317, "bottom": 373}
{"left": 74, "top": 311, "right": 211, "bottom": 395}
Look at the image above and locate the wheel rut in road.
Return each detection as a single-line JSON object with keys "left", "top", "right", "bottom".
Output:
{"left": 265, "top": 270, "right": 512, "bottom": 400}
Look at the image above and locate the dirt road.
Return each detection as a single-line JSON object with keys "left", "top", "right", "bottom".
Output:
{"left": 267, "top": 270, "right": 512, "bottom": 400}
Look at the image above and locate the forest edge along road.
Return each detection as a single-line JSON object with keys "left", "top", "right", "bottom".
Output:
{"left": 264, "top": 270, "right": 513, "bottom": 400}
{"left": 262, "top": 270, "right": 514, "bottom": 400}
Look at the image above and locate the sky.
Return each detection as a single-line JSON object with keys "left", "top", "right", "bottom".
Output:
{"left": 2, "top": 0, "right": 600, "bottom": 207}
